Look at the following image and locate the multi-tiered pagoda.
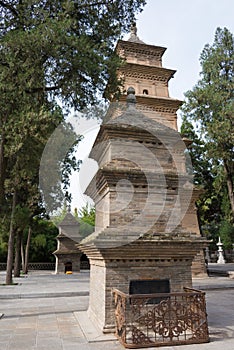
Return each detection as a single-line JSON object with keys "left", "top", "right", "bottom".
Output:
{"left": 78, "top": 27, "right": 207, "bottom": 333}
{"left": 108, "top": 26, "right": 207, "bottom": 276}
{"left": 111, "top": 26, "right": 181, "bottom": 130}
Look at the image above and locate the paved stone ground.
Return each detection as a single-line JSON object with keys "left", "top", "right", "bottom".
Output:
{"left": 0, "top": 295, "right": 88, "bottom": 350}
{"left": 0, "top": 267, "right": 234, "bottom": 350}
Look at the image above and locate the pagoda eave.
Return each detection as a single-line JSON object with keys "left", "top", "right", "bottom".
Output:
{"left": 116, "top": 40, "right": 167, "bottom": 60}
{"left": 119, "top": 95, "right": 183, "bottom": 112}
{"left": 53, "top": 250, "right": 80, "bottom": 255}
{"left": 79, "top": 236, "right": 208, "bottom": 258}
{"left": 84, "top": 167, "right": 191, "bottom": 200}
{"left": 120, "top": 62, "right": 176, "bottom": 82}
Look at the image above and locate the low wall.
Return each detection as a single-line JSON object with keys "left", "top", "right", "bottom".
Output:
{"left": 0, "top": 261, "right": 90, "bottom": 271}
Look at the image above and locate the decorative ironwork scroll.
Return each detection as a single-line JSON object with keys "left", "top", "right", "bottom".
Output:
{"left": 113, "top": 287, "right": 209, "bottom": 348}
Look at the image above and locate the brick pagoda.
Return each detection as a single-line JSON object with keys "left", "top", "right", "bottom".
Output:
{"left": 107, "top": 26, "right": 207, "bottom": 276}
{"left": 54, "top": 209, "right": 82, "bottom": 274}
{"left": 79, "top": 28, "right": 207, "bottom": 332}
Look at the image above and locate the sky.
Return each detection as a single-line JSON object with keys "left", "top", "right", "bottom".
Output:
{"left": 135, "top": 0, "right": 234, "bottom": 100}
{"left": 69, "top": 0, "right": 234, "bottom": 212}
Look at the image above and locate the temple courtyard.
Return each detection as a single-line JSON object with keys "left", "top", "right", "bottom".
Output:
{"left": 0, "top": 265, "right": 234, "bottom": 350}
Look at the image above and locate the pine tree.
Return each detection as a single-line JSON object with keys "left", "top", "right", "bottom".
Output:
{"left": 0, "top": 0, "right": 146, "bottom": 283}
{"left": 181, "top": 27, "right": 234, "bottom": 220}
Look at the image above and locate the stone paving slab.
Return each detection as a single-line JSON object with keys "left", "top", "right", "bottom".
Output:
{"left": 0, "top": 295, "right": 89, "bottom": 350}
{"left": 0, "top": 267, "right": 234, "bottom": 349}
{"left": 1, "top": 266, "right": 234, "bottom": 300}
{"left": 193, "top": 276, "right": 234, "bottom": 290}
{"left": 0, "top": 290, "right": 89, "bottom": 299}
{"left": 74, "top": 311, "right": 116, "bottom": 343}
{"left": 208, "top": 263, "right": 234, "bottom": 271}
{"left": 0, "top": 270, "right": 90, "bottom": 299}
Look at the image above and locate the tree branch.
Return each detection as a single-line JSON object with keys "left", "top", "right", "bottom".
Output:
{"left": 76, "top": 0, "right": 110, "bottom": 10}
{"left": 25, "top": 85, "right": 60, "bottom": 94}
{"left": 0, "top": 60, "right": 10, "bottom": 68}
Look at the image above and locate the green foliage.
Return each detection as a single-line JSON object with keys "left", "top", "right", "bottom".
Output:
{"left": 52, "top": 203, "right": 95, "bottom": 239}
{"left": 76, "top": 204, "right": 95, "bottom": 238}
{"left": 0, "top": 217, "right": 58, "bottom": 263}
{"left": 219, "top": 220, "right": 234, "bottom": 249}
{"left": 0, "top": 216, "right": 10, "bottom": 261}
{"left": 32, "top": 234, "right": 47, "bottom": 249}
{"left": 181, "top": 27, "right": 234, "bottom": 249}
{"left": 181, "top": 118, "right": 223, "bottom": 232}
{"left": 78, "top": 204, "right": 95, "bottom": 226}
{"left": 51, "top": 202, "right": 68, "bottom": 226}
{"left": 0, "top": 228, "right": 8, "bottom": 261}
{"left": 0, "top": 1, "right": 146, "bottom": 271}
{"left": 0, "top": 0, "right": 146, "bottom": 110}
{"left": 203, "top": 219, "right": 234, "bottom": 251}
{"left": 180, "top": 118, "right": 211, "bottom": 186}
{"left": 182, "top": 27, "right": 234, "bottom": 172}
{"left": 39, "top": 120, "right": 82, "bottom": 212}
{"left": 28, "top": 219, "right": 58, "bottom": 262}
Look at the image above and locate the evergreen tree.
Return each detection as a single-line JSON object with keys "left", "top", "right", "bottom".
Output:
{"left": 181, "top": 27, "right": 234, "bottom": 250}
{"left": 180, "top": 118, "right": 231, "bottom": 247}
{"left": 181, "top": 27, "right": 234, "bottom": 220}
{"left": 0, "top": 0, "right": 146, "bottom": 283}
{"left": 77, "top": 204, "right": 95, "bottom": 238}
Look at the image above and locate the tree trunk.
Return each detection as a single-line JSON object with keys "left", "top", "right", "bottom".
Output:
{"left": 0, "top": 134, "right": 7, "bottom": 209}
{"left": 23, "top": 226, "right": 31, "bottom": 275}
{"left": 21, "top": 239, "right": 25, "bottom": 272}
{"left": 5, "top": 192, "right": 17, "bottom": 285}
{"left": 14, "top": 231, "right": 22, "bottom": 277}
{"left": 224, "top": 161, "right": 234, "bottom": 218}
{"left": 227, "top": 176, "right": 234, "bottom": 217}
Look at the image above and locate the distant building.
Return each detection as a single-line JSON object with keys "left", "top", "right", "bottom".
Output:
{"left": 53, "top": 211, "right": 82, "bottom": 274}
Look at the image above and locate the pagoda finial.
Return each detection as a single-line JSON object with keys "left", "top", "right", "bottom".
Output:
{"left": 130, "top": 23, "right": 137, "bottom": 36}
{"left": 126, "top": 87, "right": 136, "bottom": 108}
{"left": 67, "top": 204, "right": 71, "bottom": 213}
{"left": 128, "top": 23, "right": 145, "bottom": 44}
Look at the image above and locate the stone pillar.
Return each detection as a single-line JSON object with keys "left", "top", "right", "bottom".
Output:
{"left": 217, "top": 237, "right": 226, "bottom": 264}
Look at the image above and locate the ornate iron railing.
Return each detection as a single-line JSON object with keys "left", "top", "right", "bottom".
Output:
{"left": 113, "top": 287, "right": 209, "bottom": 348}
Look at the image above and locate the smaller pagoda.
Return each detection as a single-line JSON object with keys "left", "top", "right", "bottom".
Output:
{"left": 53, "top": 208, "right": 82, "bottom": 274}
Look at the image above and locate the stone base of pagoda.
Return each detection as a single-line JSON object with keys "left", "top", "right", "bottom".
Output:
{"left": 54, "top": 252, "right": 82, "bottom": 274}
{"left": 192, "top": 250, "right": 208, "bottom": 277}
{"left": 80, "top": 239, "right": 206, "bottom": 333}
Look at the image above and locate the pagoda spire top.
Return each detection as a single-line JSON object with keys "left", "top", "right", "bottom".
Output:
{"left": 128, "top": 23, "right": 145, "bottom": 44}
{"left": 126, "top": 87, "right": 136, "bottom": 108}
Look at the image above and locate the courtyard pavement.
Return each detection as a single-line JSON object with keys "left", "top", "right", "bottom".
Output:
{"left": 0, "top": 264, "right": 234, "bottom": 350}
